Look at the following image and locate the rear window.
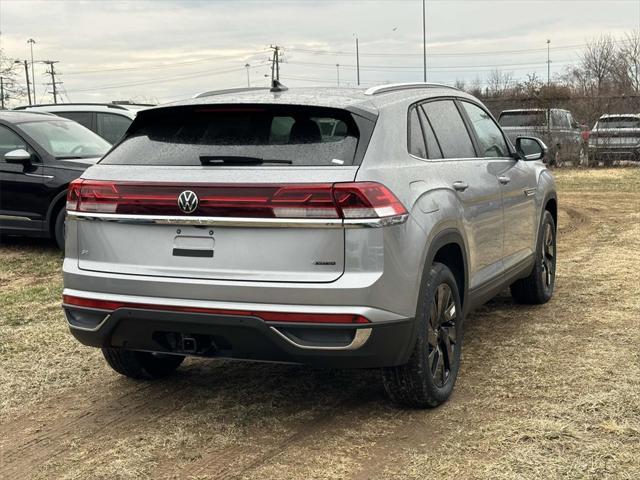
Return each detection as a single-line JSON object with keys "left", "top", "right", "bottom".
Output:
{"left": 498, "top": 111, "right": 548, "bottom": 127}
{"left": 100, "top": 105, "right": 361, "bottom": 166}
{"left": 596, "top": 117, "right": 640, "bottom": 129}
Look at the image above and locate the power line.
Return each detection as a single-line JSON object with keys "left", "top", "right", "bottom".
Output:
{"left": 64, "top": 50, "right": 271, "bottom": 75}
{"left": 287, "top": 38, "right": 634, "bottom": 58}
{"left": 65, "top": 63, "right": 268, "bottom": 93}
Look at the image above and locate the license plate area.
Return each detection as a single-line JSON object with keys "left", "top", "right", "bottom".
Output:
{"left": 173, "top": 236, "right": 215, "bottom": 258}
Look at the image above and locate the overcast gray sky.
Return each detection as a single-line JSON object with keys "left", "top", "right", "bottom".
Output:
{"left": 1, "top": 0, "right": 638, "bottom": 105}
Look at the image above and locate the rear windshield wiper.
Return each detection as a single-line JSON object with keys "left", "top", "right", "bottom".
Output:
{"left": 199, "top": 155, "right": 292, "bottom": 165}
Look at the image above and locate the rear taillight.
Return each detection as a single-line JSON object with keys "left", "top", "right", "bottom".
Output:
{"left": 62, "top": 295, "right": 370, "bottom": 324}
{"left": 66, "top": 181, "right": 406, "bottom": 220}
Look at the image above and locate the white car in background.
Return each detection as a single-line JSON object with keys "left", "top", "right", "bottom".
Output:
{"left": 14, "top": 102, "right": 153, "bottom": 144}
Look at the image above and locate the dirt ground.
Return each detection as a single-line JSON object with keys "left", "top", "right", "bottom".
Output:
{"left": 1, "top": 168, "right": 639, "bottom": 480}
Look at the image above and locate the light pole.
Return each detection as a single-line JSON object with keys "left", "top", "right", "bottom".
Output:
{"left": 336, "top": 63, "right": 340, "bottom": 87}
{"left": 14, "top": 60, "right": 32, "bottom": 106}
{"left": 354, "top": 34, "right": 360, "bottom": 86}
{"left": 546, "top": 39, "right": 551, "bottom": 89}
{"left": 422, "top": 0, "right": 427, "bottom": 82}
{"left": 245, "top": 63, "right": 250, "bottom": 87}
{"left": 28, "top": 38, "right": 36, "bottom": 102}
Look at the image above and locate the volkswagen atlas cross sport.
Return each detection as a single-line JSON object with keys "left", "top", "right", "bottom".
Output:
{"left": 62, "top": 83, "right": 557, "bottom": 408}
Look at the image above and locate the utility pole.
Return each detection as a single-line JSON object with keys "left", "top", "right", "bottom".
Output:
{"left": 269, "top": 45, "right": 281, "bottom": 83}
{"left": 14, "top": 60, "right": 32, "bottom": 105}
{"left": 28, "top": 38, "right": 36, "bottom": 102}
{"left": 354, "top": 34, "right": 360, "bottom": 86}
{"left": 44, "top": 60, "right": 62, "bottom": 104}
{"left": 336, "top": 63, "right": 340, "bottom": 87}
{"left": 422, "top": 0, "right": 427, "bottom": 82}
{"left": 0, "top": 77, "right": 5, "bottom": 110}
{"left": 546, "top": 39, "right": 551, "bottom": 89}
{"left": 245, "top": 63, "right": 251, "bottom": 87}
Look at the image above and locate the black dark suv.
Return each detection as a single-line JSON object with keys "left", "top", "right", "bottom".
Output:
{"left": 0, "top": 111, "right": 111, "bottom": 248}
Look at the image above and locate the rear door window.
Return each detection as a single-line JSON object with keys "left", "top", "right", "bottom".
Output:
{"left": 101, "top": 105, "right": 363, "bottom": 166}
{"left": 422, "top": 100, "right": 476, "bottom": 159}
{"left": 96, "top": 113, "right": 132, "bottom": 144}
{"left": 460, "top": 102, "right": 509, "bottom": 158}
{"left": 418, "top": 106, "right": 442, "bottom": 159}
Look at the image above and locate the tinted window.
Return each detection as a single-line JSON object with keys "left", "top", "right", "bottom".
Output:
{"left": 19, "top": 120, "right": 110, "bottom": 159}
{"left": 57, "top": 111, "right": 93, "bottom": 130}
{"left": 499, "top": 111, "right": 548, "bottom": 127}
{"left": 0, "top": 125, "right": 27, "bottom": 158}
{"left": 461, "top": 102, "right": 509, "bottom": 158}
{"left": 101, "top": 106, "right": 361, "bottom": 167}
{"left": 596, "top": 117, "right": 640, "bottom": 129}
{"left": 97, "top": 113, "right": 132, "bottom": 144}
{"left": 408, "top": 107, "right": 426, "bottom": 158}
{"left": 422, "top": 100, "right": 475, "bottom": 159}
{"left": 418, "top": 106, "right": 442, "bottom": 159}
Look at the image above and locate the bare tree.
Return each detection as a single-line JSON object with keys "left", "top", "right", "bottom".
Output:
{"left": 486, "top": 69, "right": 514, "bottom": 97}
{"left": 579, "top": 34, "right": 617, "bottom": 94}
{"left": 0, "top": 47, "right": 25, "bottom": 108}
{"left": 615, "top": 30, "right": 640, "bottom": 93}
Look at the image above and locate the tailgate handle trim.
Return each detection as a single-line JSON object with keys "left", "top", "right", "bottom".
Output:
{"left": 172, "top": 248, "right": 214, "bottom": 258}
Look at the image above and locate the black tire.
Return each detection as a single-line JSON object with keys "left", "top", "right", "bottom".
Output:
{"left": 382, "top": 262, "right": 464, "bottom": 408}
{"left": 102, "top": 347, "right": 185, "bottom": 379}
{"left": 510, "top": 210, "right": 556, "bottom": 304}
{"left": 53, "top": 207, "right": 65, "bottom": 250}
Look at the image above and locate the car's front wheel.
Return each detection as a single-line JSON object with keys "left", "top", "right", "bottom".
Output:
{"left": 102, "top": 347, "right": 185, "bottom": 379}
{"left": 510, "top": 210, "right": 556, "bottom": 304}
{"left": 382, "top": 262, "right": 464, "bottom": 408}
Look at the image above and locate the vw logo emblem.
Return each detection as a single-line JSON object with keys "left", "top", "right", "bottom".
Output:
{"left": 177, "top": 190, "right": 199, "bottom": 214}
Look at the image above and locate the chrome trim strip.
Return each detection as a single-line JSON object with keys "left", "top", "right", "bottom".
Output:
{"left": 0, "top": 214, "right": 33, "bottom": 221}
{"left": 24, "top": 173, "right": 55, "bottom": 179}
{"left": 67, "top": 211, "right": 409, "bottom": 228}
{"left": 66, "top": 313, "right": 111, "bottom": 332}
{"left": 270, "top": 326, "right": 372, "bottom": 351}
{"left": 523, "top": 188, "right": 537, "bottom": 197}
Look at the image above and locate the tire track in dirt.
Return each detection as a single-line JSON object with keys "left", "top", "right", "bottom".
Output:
{"left": 340, "top": 201, "right": 601, "bottom": 480}
{"left": 158, "top": 388, "right": 379, "bottom": 480}
{"left": 0, "top": 369, "right": 244, "bottom": 476}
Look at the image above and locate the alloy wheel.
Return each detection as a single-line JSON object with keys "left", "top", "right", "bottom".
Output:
{"left": 426, "top": 283, "right": 458, "bottom": 388}
{"left": 541, "top": 222, "right": 556, "bottom": 290}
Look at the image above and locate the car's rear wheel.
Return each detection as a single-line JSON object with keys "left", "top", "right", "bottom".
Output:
{"left": 102, "top": 347, "right": 185, "bottom": 379}
{"left": 510, "top": 210, "right": 556, "bottom": 304}
{"left": 382, "top": 262, "right": 464, "bottom": 408}
{"left": 53, "top": 207, "right": 65, "bottom": 250}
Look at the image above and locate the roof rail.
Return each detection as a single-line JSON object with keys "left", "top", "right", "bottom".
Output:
{"left": 13, "top": 102, "right": 154, "bottom": 110}
{"left": 194, "top": 87, "right": 270, "bottom": 99}
{"left": 364, "top": 82, "right": 461, "bottom": 96}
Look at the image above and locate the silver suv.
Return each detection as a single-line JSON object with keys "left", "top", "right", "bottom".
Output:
{"left": 62, "top": 83, "right": 557, "bottom": 408}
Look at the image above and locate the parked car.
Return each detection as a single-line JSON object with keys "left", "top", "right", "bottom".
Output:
{"left": 61, "top": 83, "right": 557, "bottom": 408}
{"left": 498, "top": 108, "right": 585, "bottom": 166}
{"left": 588, "top": 114, "right": 640, "bottom": 165}
{"left": 14, "top": 102, "right": 153, "bottom": 144}
{"left": 0, "top": 110, "right": 111, "bottom": 248}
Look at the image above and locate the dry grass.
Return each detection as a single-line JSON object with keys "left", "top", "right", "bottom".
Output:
{"left": 0, "top": 168, "right": 639, "bottom": 479}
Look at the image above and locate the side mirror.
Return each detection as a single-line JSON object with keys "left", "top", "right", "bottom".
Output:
{"left": 4, "top": 149, "right": 32, "bottom": 165}
{"left": 516, "top": 137, "right": 548, "bottom": 161}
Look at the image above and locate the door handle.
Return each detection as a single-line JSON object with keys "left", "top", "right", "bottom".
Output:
{"left": 498, "top": 176, "right": 511, "bottom": 185}
{"left": 452, "top": 181, "right": 469, "bottom": 192}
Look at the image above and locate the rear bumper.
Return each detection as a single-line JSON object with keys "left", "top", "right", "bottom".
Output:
{"left": 588, "top": 146, "right": 640, "bottom": 160}
{"left": 62, "top": 290, "right": 416, "bottom": 369}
